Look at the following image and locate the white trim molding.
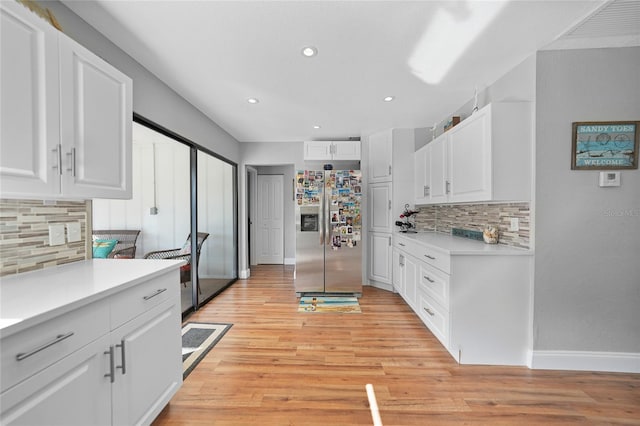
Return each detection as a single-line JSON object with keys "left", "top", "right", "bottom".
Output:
{"left": 531, "top": 350, "right": 640, "bottom": 373}
{"left": 284, "top": 257, "right": 296, "bottom": 265}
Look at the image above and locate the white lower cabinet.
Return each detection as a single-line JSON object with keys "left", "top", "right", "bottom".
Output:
{"left": 0, "top": 334, "right": 112, "bottom": 425}
{"left": 111, "top": 299, "right": 182, "bottom": 426}
{"left": 0, "top": 270, "right": 182, "bottom": 426}
{"left": 394, "top": 234, "right": 531, "bottom": 366}
{"left": 369, "top": 233, "right": 392, "bottom": 285}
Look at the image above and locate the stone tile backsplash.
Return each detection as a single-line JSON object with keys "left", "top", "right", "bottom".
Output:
{"left": 0, "top": 199, "right": 91, "bottom": 277}
{"left": 414, "top": 202, "right": 530, "bottom": 249}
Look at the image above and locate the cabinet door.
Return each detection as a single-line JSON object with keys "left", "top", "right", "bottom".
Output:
{"left": 392, "top": 249, "right": 403, "bottom": 294}
{"left": 368, "top": 182, "right": 392, "bottom": 233}
{"left": 429, "top": 135, "right": 448, "bottom": 203}
{"left": 367, "top": 130, "right": 392, "bottom": 183}
{"left": 332, "top": 141, "right": 360, "bottom": 160}
{"left": 414, "top": 144, "right": 429, "bottom": 204}
{"left": 369, "top": 233, "right": 392, "bottom": 284}
{"left": 403, "top": 254, "right": 418, "bottom": 310}
{"left": 303, "top": 141, "right": 332, "bottom": 160}
{"left": 448, "top": 108, "right": 492, "bottom": 202}
{"left": 0, "top": 2, "right": 61, "bottom": 198}
{"left": 59, "top": 36, "right": 132, "bottom": 199}
{"left": 111, "top": 300, "right": 182, "bottom": 426}
{"left": 0, "top": 335, "right": 111, "bottom": 426}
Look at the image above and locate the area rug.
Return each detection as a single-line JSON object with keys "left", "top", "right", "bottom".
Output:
{"left": 298, "top": 296, "right": 361, "bottom": 313}
{"left": 182, "top": 322, "right": 232, "bottom": 379}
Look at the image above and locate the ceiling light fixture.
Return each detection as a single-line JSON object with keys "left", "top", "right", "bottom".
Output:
{"left": 313, "top": 125, "right": 321, "bottom": 129}
{"left": 247, "top": 98, "right": 259, "bottom": 104}
{"left": 301, "top": 46, "right": 318, "bottom": 57}
{"left": 383, "top": 96, "right": 395, "bottom": 102}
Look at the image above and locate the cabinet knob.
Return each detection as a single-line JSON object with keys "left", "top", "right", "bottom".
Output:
{"left": 423, "top": 307, "right": 435, "bottom": 316}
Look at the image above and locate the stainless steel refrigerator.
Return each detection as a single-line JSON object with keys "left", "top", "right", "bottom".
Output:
{"left": 295, "top": 169, "right": 362, "bottom": 296}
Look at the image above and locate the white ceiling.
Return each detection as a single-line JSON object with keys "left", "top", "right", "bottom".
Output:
{"left": 61, "top": 0, "right": 632, "bottom": 143}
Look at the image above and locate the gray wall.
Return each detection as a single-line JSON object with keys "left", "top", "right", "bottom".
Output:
{"left": 534, "top": 47, "right": 640, "bottom": 352}
{"left": 46, "top": 1, "right": 240, "bottom": 163}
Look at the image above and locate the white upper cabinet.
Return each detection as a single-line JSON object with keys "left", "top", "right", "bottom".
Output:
{"left": 448, "top": 102, "right": 531, "bottom": 203}
{"left": 367, "top": 130, "right": 393, "bottom": 183}
{"left": 414, "top": 102, "right": 531, "bottom": 205}
{"left": 414, "top": 144, "right": 429, "bottom": 204}
{"left": 59, "top": 36, "right": 132, "bottom": 199}
{"left": 0, "top": 1, "right": 132, "bottom": 200}
{"left": 0, "top": 2, "right": 61, "bottom": 196}
{"left": 303, "top": 141, "right": 360, "bottom": 161}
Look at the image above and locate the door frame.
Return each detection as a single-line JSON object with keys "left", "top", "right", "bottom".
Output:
{"left": 247, "top": 166, "right": 258, "bottom": 267}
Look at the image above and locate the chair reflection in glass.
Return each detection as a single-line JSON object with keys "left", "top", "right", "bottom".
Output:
{"left": 144, "top": 232, "right": 210, "bottom": 293}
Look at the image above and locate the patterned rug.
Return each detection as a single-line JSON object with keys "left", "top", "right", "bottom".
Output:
{"left": 298, "top": 296, "right": 361, "bottom": 313}
{"left": 182, "top": 322, "right": 232, "bottom": 379}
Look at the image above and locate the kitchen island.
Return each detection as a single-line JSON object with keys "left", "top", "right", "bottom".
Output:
{"left": 393, "top": 231, "right": 533, "bottom": 366}
{"left": 0, "top": 259, "right": 184, "bottom": 425}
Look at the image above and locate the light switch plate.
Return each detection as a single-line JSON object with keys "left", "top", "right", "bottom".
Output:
{"left": 67, "top": 222, "right": 81, "bottom": 242}
{"left": 49, "top": 224, "right": 66, "bottom": 246}
{"left": 510, "top": 218, "right": 519, "bottom": 232}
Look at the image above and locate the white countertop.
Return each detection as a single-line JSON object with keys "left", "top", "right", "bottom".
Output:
{"left": 395, "top": 231, "right": 532, "bottom": 256}
{"left": 0, "top": 259, "right": 185, "bottom": 337}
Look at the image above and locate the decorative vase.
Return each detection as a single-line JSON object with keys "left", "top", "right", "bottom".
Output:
{"left": 483, "top": 226, "right": 499, "bottom": 244}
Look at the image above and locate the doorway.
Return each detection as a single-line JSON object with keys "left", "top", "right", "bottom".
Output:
{"left": 256, "top": 174, "right": 284, "bottom": 264}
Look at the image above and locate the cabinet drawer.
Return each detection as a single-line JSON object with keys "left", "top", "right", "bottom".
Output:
{"left": 418, "top": 263, "right": 450, "bottom": 307}
{"left": 110, "top": 271, "right": 179, "bottom": 329}
{"left": 1, "top": 301, "right": 109, "bottom": 392}
{"left": 418, "top": 291, "right": 449, "bottom": 349}
{"left": 395, "top": 237, "right": 450, "bottom": 274}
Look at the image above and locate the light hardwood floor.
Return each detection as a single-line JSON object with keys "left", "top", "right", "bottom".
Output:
{"left": 153, "top": 265, "right": 640, "bottom": 425}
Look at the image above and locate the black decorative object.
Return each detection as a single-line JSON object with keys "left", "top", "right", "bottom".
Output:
{"left": 396, "top": 204, "right": 418, "bottom": 233}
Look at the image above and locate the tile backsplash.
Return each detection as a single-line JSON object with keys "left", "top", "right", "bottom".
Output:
{"left": 414, "top": 202, "right": 530, "bottom": 249}
{"left": 0, "top": 199, "right": 91, "bottom": 277}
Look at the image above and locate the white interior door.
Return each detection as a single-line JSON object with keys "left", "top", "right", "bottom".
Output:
{"left": 257, "top": 174, "right": 284, "bottom": 264}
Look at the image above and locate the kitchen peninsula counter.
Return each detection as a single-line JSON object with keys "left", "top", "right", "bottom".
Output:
{"left": 0, "top": 259, "right": 185, "bottom": 337}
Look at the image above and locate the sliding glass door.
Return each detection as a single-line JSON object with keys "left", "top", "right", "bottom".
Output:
{"left": 196, "top": 151, "right": 237, "bottom": 303}
{"left": 92, "top": 119, "right": 237, "bottom": 315}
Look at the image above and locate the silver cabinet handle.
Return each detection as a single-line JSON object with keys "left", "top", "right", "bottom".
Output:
{"left": 143, "top": 288, "right": 167, "bottom": 300}
{"left": 399, "top": 254, "right": 405, "bottom": 266}
{"left": 16, "top": 332, "right": 74, "bottom": 361}
{"left": 116, "top": 340, "right": 126, "bottom": 375}
{"left": 104, "top": 346, "right": 115, "bottom": 383}
{"left": 388, "top": 236, "right": 391, "bottom": 246}
{"left": 425, "top": 185, "right": 430, "bottom": 196}
{"left": 398, "top": 242, "right": 405, "bottom": 247}
{"left": 52, "top": 145, "right": 62, "bottom": 174}
{"left": 446, "top": 180, "right": 450, "bottom": 194}
{"left": 424, "top": 275, "right": 435, "bottom": 283}
{"left": 424, "top": 254, "right": 436, "bottom": 260}
{"left": 423, "top": 307, "right": 435, "bottom": 316}
{"left": 388, "top": 165, "right": 392, "bottom": 175}
{"left": 388, "top": 200, "right": 391, "bottom": 210}
{"left": 66, "top": 148, "right": 76, "bottom": 176}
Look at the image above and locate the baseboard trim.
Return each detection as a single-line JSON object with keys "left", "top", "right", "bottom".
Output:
{"left": 531, "top": 350, "right": 640, "bottom": 373}
{"left": 239, "top": 269, "right": 250, "bottom": 279}
{"left": 284, "top": 257, "right": 296, "bottom": 265}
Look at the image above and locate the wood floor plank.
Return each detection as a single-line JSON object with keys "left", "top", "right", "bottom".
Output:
{"left": 153, "top": 265, "right": 640, "bottom": 425}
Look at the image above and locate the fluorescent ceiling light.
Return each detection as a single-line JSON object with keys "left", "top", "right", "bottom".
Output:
{"left": 301, "top": 46, "right": 318, "bottom": 57}
{"left": 409, "top": 0, "right": 509, "bottom": 85}
{"left": 383, "top": 96, "right": 395, "bottom": 102}
{"left": 247, "top": 98, "right": 259, "bottom": 104}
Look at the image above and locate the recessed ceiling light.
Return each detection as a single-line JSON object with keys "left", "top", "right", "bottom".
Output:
{"left": 301, "top": 46, "right": 318, "bottom": 57}
{"left": 383, "top": 96, "right": 395, "bottom": 102}
{"left": 247, "top": 98, "right": 259, "bottom": 104}
{"left": 313, "top": 125, "right": 321, "bottom": 129}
